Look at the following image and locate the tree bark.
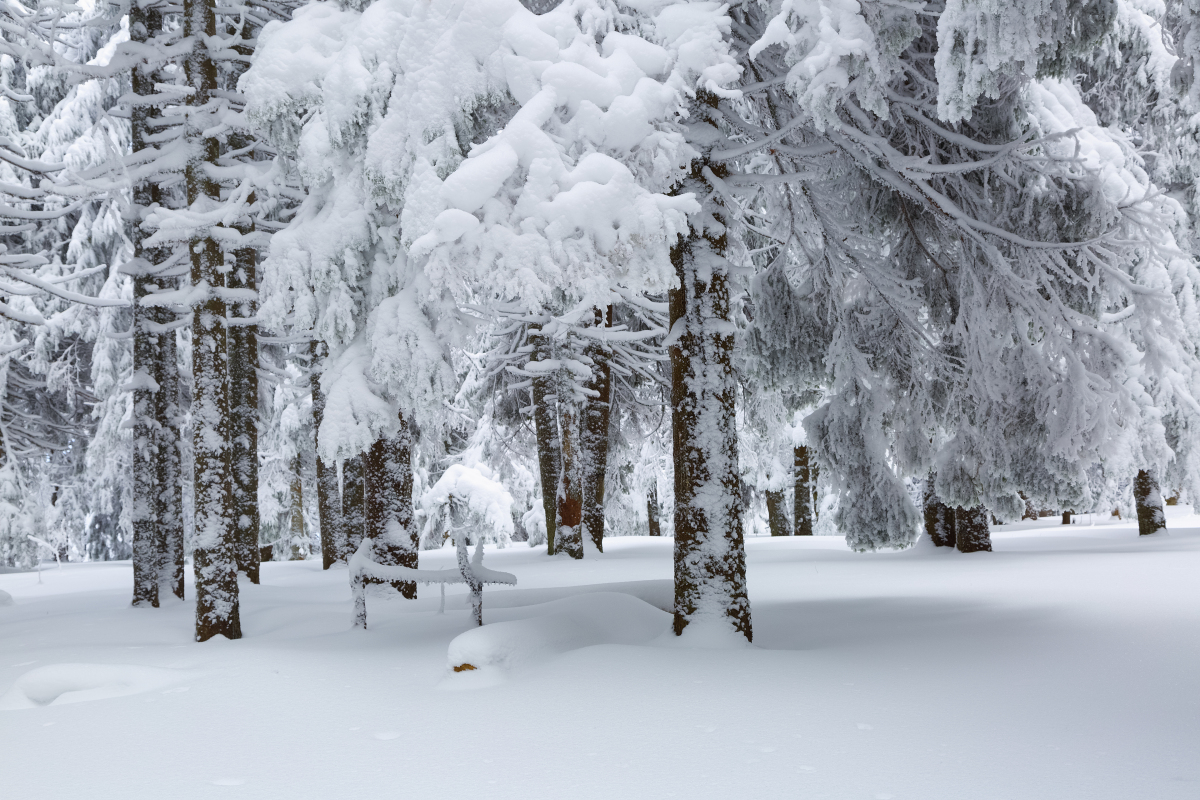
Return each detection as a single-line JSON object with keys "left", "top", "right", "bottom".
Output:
{"left": 156, "top": 322, "right": 185, "bottom": 599}
{"left": 227, "top": 229, "right": 259, "bottom": 583}
{"left": 669, "top": 94, "right": 752, "bottom": 641}
{"left": 766, "top": 489, "right": 790, "bottom": 536}
{"left": 187, "top": 0, "right": 239, "bottom": 642}
{"left": 310, "top": 342, "right": 344, "bottom": 568}
{"left": 581, "top": 306, "right": 613, "bottom": 552}
{"left": 1134, "top": 469, "right": 1166, "bottom": 536}
{"left": 129, "top": 0, "right": 164, "bottom": 610}
{"left": 555, "top": 390, "right": 585, "bottom": 559}
{"left": 922, "top": 473, "right": 956, "bottom": 548}
{"left": 647, "top": 484, "right": 661, "bottom": 537}
{"left": 287, "top": 453, "right": 305, "bottom": 560}
{"left": 343, "top": 453, "right": 366, "bottom": 558}
{"left": 364, "top": 411, "right": 418, "bottom": 597}
{"left": 954, "top": 505, "right": 991, "bottom": 552}
{"left": 793, "top": 445, "right": 812, "bottom": 536}
{"left": 530, "top": 328, "right": 560, "bottom": 554}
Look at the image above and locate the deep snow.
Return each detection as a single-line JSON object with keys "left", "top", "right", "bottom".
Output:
{"left": 1, "top": 511, "right": 1198, "bottom": 799}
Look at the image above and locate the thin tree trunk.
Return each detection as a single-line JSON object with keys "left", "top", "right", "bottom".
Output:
{"left": 766, "top": 489, "right": 790, "bottom": 536}
{"left": 1134, "top": 469, "right": 1166, "bottom": 536}
{"left": 343, "top": 453, "right": 366, "bottom": 557}
{"left": 955, "top": 505, "right": 991, "bottom": 552}
{"left": 364, "top": 410, "right": 417, "bottom": 597}
{"left": 187, "top": 0, "right": 239, "bottom": 642}
{"left": 287, "top": 453, "right": 305, "bottom": 560}
{"left": 530, "top": 328, "right": 560, "bottom": 554}
{"left": 922, "top": 473, "right": 956, "bottom": 548}
{"left": 555, "top": 390, "right": 585, "bottom": 559}
{"left": 581, "top": 306, "right": 612, "bottom": 552}
{"left": 310, "top": 342, "right": 343, "bottom": 568}
{"left": 156, "top": 322, "right": 185, "bottom": 599}
{"left": 794, "top": 445, "right": 812, "bottom": 536}
{"left": 647, "top": 484, "right": 661, "bottom": 537}
{"left": 227, "top": 233, "right": 259, "bottom": 583}
{"left": 129, "top": 0, "right": 163, "bottom": 610}
{"left": 669, "top": 93, "right": 752, "bottom": 641}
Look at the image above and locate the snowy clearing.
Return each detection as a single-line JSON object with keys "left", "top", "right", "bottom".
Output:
{"left": 2, "top": 512, "right": 1198, "bottom": 800}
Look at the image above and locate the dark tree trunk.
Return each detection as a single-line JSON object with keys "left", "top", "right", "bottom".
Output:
{"left": 955, "top": 505, "right": 992, "bottom": 553}
{"left": 581, "top": 306, "right": 613, "bottom": 552}
{"left": 310, "top": 343, "right": 344, "bottom": 568}
{"left": 530, "top": 329, "right": 560, "bottom": 554}
{"left": 669, "top": 92, "right": 752, "bottom": 641}
{"left": 647, "top": 484, "right": 661, "bottom": 537}
{"left": 287, "top": 453, "right": 306, "bottom": 560}
{"left": 555, "top": 391, "right": 585, "bottom": 559}
{"left": 922, "top": 473, "right": 956, "bottom": 548}
{"left": 343, "top": 453, "right": 366, "bottom": 557}
{"left": 227, "top": 231, "right": 259, "bottom": 583}
{"left": 766, "top": 489, "right": 790, "bottom": 536}
{"left": 1134, "top": 469, "right": 1166, "bottom": 536}
{"left": 129, "top": 0, "right": 164, "bottom": 610}
{"left": 156, "top": 321, "right": 185, "bottom": 600}
{"left": 364, "top": 411, "right": 418, "bottom": 597}
{"left": 188, "top": 0, "right": 240, "bottom": 642}
{"left": 794, "top": 445, "right": 812, "bottom": 536}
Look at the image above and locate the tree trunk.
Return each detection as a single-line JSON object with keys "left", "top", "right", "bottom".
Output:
{"left": 922, "top": 473, "right": 956, "bottom": 548}
{"left": 955, "top": 505, "right": 992, "bottom": 553}
{"left": 647, "top": 484, "right": 661, "bottom": 537}
{"left": 310, "top": 342, "right": 344, "bottom": 568}
{"left": 669, "top": 95, "right": 752, "bottom": 641}
{"left": 364, "top": 411, "right": 418, "bottom": 597}
{"left": 129, "top": 0, "right": 163, "bottom": 610}
{"left": 343, "top": 453, "right": 366, "bottom": 557}
{"left": 287, "top": 453, "right": 305, "bottom": 560}
{"left": 530, "top": 328, "right": 560, "bottom": 554}
{"left": 227, "top": 234, "right": 259, "bottom": 583}
{"left": 766, "top": 489, "right": 790, "bottom": 536}
{"left": 156, "top": 322, "right": 185, "bottom": 600}
{"left": 793, "top": 446, "right": 812, "bottom": 536}
{"left": 187, "top": 0, "right": 239, "bottom": 642}
{"left": 555, "top": 391, "right": 585, "bottom": 559}
{"left": 581, "top": 306, "right": 612, "bottom": 552}
{"left": 1134, "top": 469, "right": 1166, "bottom": 536}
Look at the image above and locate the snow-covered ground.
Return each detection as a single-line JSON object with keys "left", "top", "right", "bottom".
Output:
{"left": 2, "top": 511, "right": 1198, "bottom": 800}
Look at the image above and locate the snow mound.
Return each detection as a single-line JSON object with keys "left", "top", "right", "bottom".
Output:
{"left": 0, "top": 664, "right": 198, "bottom": 710}
{"left": 443, "top": 592, "right": 668, "bottom": 686}
{"left": 0, "top": 589, "right": 13, "bottom": 607}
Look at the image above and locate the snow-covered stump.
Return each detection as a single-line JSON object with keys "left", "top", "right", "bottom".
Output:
{"left": 348, "top": 538, "right": 516, "bottom": 630}
{"left": 955, "top": 506, "right": 992, "bottom": 553}
{"left": 1134, "top": 470, "right": 1166, "bottom": 536}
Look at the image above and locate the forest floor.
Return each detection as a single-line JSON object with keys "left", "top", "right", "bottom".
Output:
{"left": 1, "top": 511, "right": 1198, "bottom": 800}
